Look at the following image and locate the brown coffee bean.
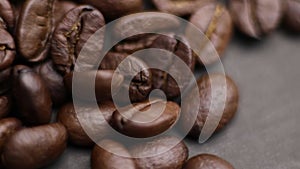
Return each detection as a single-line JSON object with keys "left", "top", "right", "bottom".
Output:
{"left": 131, "top": 136, "right": 188, "bottom": 169}
{"left": 64, "top": 70, "right": 124, "bottom": 102}
{"left": 0, "top": 28, "right": 15, "bottom": 71}
{"left": 0, "top": 67, "right": 11, "bottom": 95}
{"left": 16, "top": 0, "right": 55, "bottom": 62}
{"left": 34, "top": 60, "right": 68, "bottom": 106}
{"left": 57, "top": 102, "right": 116, "bottom": 146}
{"left": 91, "top": 139, "right": 136, "bottom": 169}
{"left": 183, "top": 154, "right": 234, "bottom": 169}
{"left": 284, "top": 0, "right": 300, "bottom": 32}
{"left": 229, "top": 0, "right": 283, "bottom": 38}
{"left": 111, "top": 99, "right": 180, "bottom": 138}
{"left": 0, "top": 94, "right": 11, "bottom": 119}
{"left": 187, "top": 2, "right": 233, "bottom": 65}
{"left": 152, "top": 0, "right": 215, "bottom": 16}
{"left": 0, "top": 118, "right": 22, "bottom": 153}
{"left": 181, "top": 74, "right": 239, "bottom": 139}
{"left": 82, "top": 0, "right": 143, "bottom": 21}
{"left": 1, "top": 123, "right": 67, "bottom": 169}
{"left": 0, "top": 0, "right": 15, "bottom": 30}
{"left": 53, "top": 0, "right": 77, "bottom": 26}
{"left": 146, "top": 34, "right": 195, "bottom": 98}
{"left": 51, "top": 5, "right": 105, "bottom": 75}
{"left": 13, "top": 65, "right": 52, "bottom": 126}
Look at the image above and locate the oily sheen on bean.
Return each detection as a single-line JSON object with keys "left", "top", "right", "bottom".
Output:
{"left": 183, "top": 154, "right": 234, "bottom": 169}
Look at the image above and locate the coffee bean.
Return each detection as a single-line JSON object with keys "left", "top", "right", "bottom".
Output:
{"left": 184, "top": 154, "right": 234, "bottom": 169}
{"left": 229, "top": 0, "right": 283, "bottom": 38}
{"left": 187, "top": 2, "right": 233, "bottom": 65}
{"left": 100, "top": 53, "right": 152, "bottom": 103}
{"left": 1, "top": 123, "right": 67, "bottom": 169}
{"left": 57, "top": 102, "right": 115, "bottom": 146}
{"left": 0, "top": 118, "right": 22, "bottom": 153}
{"left": 152, "top": 0, "right": 215, "bottom": 16}
{"left": 91, "top": 139, "right": 136, "bottom": 169}
{"left": 82, "top": 0, "right": 143, "bottom": 21}
{"left": 16, "top": 0, "right": 55, "bottom": 62}
{"left": 64, "top": 70, "right": 124, "bottom": 102}
{"left": 0, "top": 0, "right": 15, "bottom": 30}
{"left": 284, "top": 0, "right": 300, "bottom": 32}
{"left": 34, "top": 60, "right": 68, "bottom": 106}
{"left": 13, "top": 65, "right": 52, "bottom": 125}
{"left": 53, "top": 0, "right": 77, "bottom": 26}
{"left": 0, "top": 94, "right": 11, "bottom": 119}
{"left": 181, "top": 74, "right": 239, "bottom": 139}
{"left": 0, "top": 67, "right": 11, "bottom": 95}
{"left": 111, "top": 99, "right": 180, "bottom": 138}
{"left": 146, "top": 34, "right": 195, "bottom": 98}
{"left": 0, "top": 28, "right": 15, "bottom": 71}
{"left": 131, "top": 136, "right": 188, "bottom": 169}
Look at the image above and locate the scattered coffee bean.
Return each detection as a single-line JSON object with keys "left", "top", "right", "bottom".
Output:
{"left": 51, "top": 5, "right": 105, "bottom": 75}
{"left": 284, "top": 0, "right": 300, "bottom": 32}
{"left": 0, "top": 94, "right": 11, "bottom": 119}
{"left": 112, "top": 99, "right": 180, "bottom": 138}
{"left": 0, "top": 28, "right": 15, "bottom": 71}
{"left": 16, "top": 0, "right": 55, "bottom": 62}
{"left": 0, "top": 118, "right": 22, "bottom": 153}
{"left": 13, "top": 65, "right": 52, "bottom": 125}
{"left": 229, "top": 0, "right": 283, "bottom": 39}
{"left": 53, "top": 0, "right": 78, "bottom": 26}
{"left": 183, "top": 154, "right": 234, "bottom": 169}
{"left": 181, "top": 73, "right": 239, "bottom": 139}
{"left": 0, "top": 0, "right": 15, "bottom": 30}
{"left": 91, "top": 139, "right": 136, "bottom": 169}
{"left": 1, "top": 123, "right": 67, "bottom": 169}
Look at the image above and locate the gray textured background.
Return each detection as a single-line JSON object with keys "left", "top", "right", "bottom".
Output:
{"left": 47, "top": 2, "right": 300, "bottom": 169}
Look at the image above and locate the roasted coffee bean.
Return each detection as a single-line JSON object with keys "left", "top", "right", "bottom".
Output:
{"left": 91, "top": 139, "right": 136, "bottom": 169}
{"left": 13, "top": 65, "right": 52, "bottom": 125}
{"left": 0, "top": 67, "right": 11, "bottom": 95}
{"left": 0, "top": 94, "right": 12, "bottom": 119}
{"left": 0, "top": 28, "right": 15, "bottom": 71}
{"left": 100, "top": 53, "right": 152, "bottom": 103}
{"left": 284, "top": 0, "right": 300, "bottom": 32}
{"left": 183, "top": 154, "right": 234, "bottom": 169}
{"left": 1, "top": 123, "right": 67, "bottom": 169}
{"left": 0, "top": 0, "right": 15, "bottom": 30}
{"left": 57, "top": 102, "right": 115, "bottom": 146}
{"left": 111, "top": 99, "right": 180, "bottom": 138}
{"left": 82, "top": 0, "right": 143, "bottom": 21}
{"left": 16, "top": 0, "right": 55, "bottom": 62}
{"left": 187, "top": 2, "right": 233, "bottom": 65}
{"left": 64, "top": 70, "right": 124, "bottom": 102}
{"left": 53, "top": 0, "right": 77, "bottom": 26}
{"left": 146, "top": 34, "right": 195, "bottom": 98}
{"left": 229, "top": 0, "right": 283, "bottom": 39}
{"left": 34, "top": 61, "right": 67, "bottom": 106}
{"left": 51, "top": 5, "right": 105, "bottom": 75}
{"left": 131, "top": 136, "right": 188, "bottom": 169}
{"left": 0, "top": 118, "right": 22, "bottom": 153}
{"left": 181, "top": 74, "right": 239, "bottom": 139}
{"left": 152, "top": 0, "right": 215, "bottom": 16}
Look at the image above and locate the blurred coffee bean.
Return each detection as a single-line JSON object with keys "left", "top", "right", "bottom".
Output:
{"left": 100, "top": 53, "right": 152, "bottom": 103}
{"left": 0, "top": 67, "right": 11, "bottom": 95}
{"left": 64, "top": 70, "right": 124, "bottom": 102}
{"left": 13, "top": 65, "right": 52, "bottom": 125}
{"left": 284, "top": 0, "right": 300, "bottom": 32}
{"left": 51, "top": 5, "right": 105, "bottom": 75}
{"left": 183, "top": 154, "right": 234, "bottom": 169}
{"left": 16, "top": 0, "right": 55, "bottom": 62}
{"left": 53, "top": 0, "right": 77, "bottom": 26}
{"left": 111, "top": 99, "right": 180, "bottom": 138}
{"left": 181, "top": 74, "right": 239, "bottom": 139}
{"left": 34, "top": 61, "right": 67, "bottom": 106}
{"left": 0, "top": 28, "right": 15, "bottom": 71}
{"left": 1, "top": 123, "right": 67, "bottom": 169}
{"left": 0, "top": 118, "right": 22, "bottom": 153}
{"left": 131, "top": 136, "right": 188, "bottom": 169}
{"left": 82, "top": 0, "right": 143, "bottom": 21}
{"left": 57, "top": 102, "right": 116, "bottom": 146}
{"left": 229, "top": 0, "right": 283, "bottom": 39}
{"left": 0, "top": 94, "right": 12, "bottom": 119}
{"left": 0, "top": 0, "right": 15, "bottom": 30}
{"left": 152, "top": 0, "right": 215, "bottom": 16}
{"left": 187, "top": 2, "right": 232, "bottom": 65}
{"left": 91, "top": 139, "right": 136, "bottom": 169}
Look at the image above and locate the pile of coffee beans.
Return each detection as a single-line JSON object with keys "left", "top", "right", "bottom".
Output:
{"left": 0, "top": 0, "right": 298, "bottom": 168}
